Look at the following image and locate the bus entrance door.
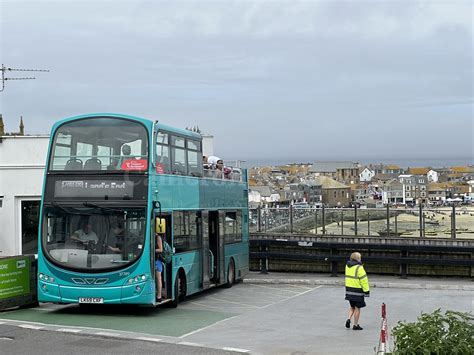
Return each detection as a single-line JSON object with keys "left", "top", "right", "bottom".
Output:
{"left": 201, "top": 211, "right": 211, "bottom": 289}
{"left": 153, "top": 213, "right": 172, "bottom": 301}
{"left": 208, "top": 211, "right": 225, "bottom": 285}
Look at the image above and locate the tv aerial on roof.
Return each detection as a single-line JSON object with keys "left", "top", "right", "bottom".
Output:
{"left": 0, "top": 64, "right": 50, "bottom": 92}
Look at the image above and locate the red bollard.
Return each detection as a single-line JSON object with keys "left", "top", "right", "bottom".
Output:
{"left": 378, "top": 303, "right": 388, "bottom": 354}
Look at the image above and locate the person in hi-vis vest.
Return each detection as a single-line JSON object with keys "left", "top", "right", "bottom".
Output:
{"left": 344, "top": 252, "right": 370, "bottom": 330}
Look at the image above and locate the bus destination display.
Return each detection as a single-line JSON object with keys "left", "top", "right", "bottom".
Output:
{"left": 54, "top": 180, "right": 134, "bottom": 198}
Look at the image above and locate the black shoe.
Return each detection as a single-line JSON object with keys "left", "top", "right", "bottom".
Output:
{"left": 157, "top": 298, "right": 162, "bottom": 303}
{"left": 353, "top": 324, "right": 363, "bottom": 330}
{"left": 345, "top": 319, "right": 351, "bottom": 329}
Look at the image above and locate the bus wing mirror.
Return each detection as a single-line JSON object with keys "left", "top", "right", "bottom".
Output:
{"left": 156, "top": 218, "right": 166, "bottom": 234}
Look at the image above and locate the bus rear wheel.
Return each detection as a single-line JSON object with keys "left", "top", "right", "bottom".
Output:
{"left": 225, "top": 259, "right": 235, "bottom": 288}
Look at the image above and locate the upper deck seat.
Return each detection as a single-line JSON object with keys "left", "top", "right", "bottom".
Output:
{"left": 65, "top": 158, "right": 83, "bottom": 170}
{"left": 84, "top": 158, "right": 102, "bottom": 170}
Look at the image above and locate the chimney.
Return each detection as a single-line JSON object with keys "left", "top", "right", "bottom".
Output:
{"left": 0, "top": 114, "right": 4, "bottom": 136}
{"left": 19, "top": 116, "right": 24, "bottom": 135}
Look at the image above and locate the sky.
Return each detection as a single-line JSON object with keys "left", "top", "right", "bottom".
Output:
{"left": 0, "top": 0, "right": 473, "bottom": 164}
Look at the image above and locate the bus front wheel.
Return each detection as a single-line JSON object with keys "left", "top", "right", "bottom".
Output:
{"left": 225, "top": 259, "right": 235, "bottom": 288}
{"left": 170, "top": 271, "right": 186, "bottom": 308}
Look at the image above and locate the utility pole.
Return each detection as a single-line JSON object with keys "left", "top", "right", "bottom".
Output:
{"left": 0, "top": 64, "right": 49, "bottom": 92}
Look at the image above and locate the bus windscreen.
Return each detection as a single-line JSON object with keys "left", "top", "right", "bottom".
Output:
{"left": 49, "top": 117, "right": 148, "bottom": 171}
{"left": 42, "top": 206, "right": 146, "bottom": 272}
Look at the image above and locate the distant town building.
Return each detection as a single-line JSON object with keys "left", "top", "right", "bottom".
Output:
{"left": 427, "top": 169, "right": 439, "bottom": 183}
{"left": 309, "top": 161, "right": 360, "bottom": 184}
{"left": 301, "top": 180, "right": 323, "bottom": 206}
{"left": 313, "top": 176, "right": 351, "bottom": 207}
{"left": 428, "top": 183, "right": 449, "bottom": 204}
{"left": 381, "top": 179, "right": 404, "bottom": 204}
{"left": 249, "top": 185, "right": 280, "bottom": 206}
{"left": 399, "top": 174, "right": 428, "bottom": 205}
{"left": 359, "top": 167, "right": 375, "bottom": 182}
{"left": 282, "top": 183, "right": 305, "bottom": 205}
{"left": 372, "top": 164, "right": 404, "bottom": 175}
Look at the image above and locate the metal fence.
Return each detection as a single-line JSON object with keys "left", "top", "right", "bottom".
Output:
{"left": 249, "top": 205, "right": 474, "bottom": 239}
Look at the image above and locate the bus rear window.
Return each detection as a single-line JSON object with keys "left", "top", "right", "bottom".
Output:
{"left": 49, "top": 117, "right": 148, "bottom": 171}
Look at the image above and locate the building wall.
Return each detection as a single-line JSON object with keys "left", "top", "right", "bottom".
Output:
{"left": 0, "top": 136, "right": 49, "bottom": 256}
{"left": 322, "top": 188, "right": 351, "bottom": 207}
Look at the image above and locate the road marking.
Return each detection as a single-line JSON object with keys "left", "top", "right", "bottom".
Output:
{"left": 55, "top": 328, "right": 82, "bottom": 333}
{"left": 18, "top": 324, "right": 43, "bottom": 330}
{"left": 0, "top": 322, "right": 5, "bottom": 325}
{"left": 0, "top": 337, "right": 13, "bottom": 341}
{"left": 179, "top": 341, "right": 204, "bottom": 347}
{"left": 96, "top": 331, "right": 121, "bottom": 337}
{"left": 206, "top": 296, "right": 259, "bottom": 308}
{"left": 137, "top": 337, "right": 163, "bottom": 343}
{"left": 222, "top": 347, "right": 250, "bottom": 353}
{"left": 260, "top": 285, "right": 322, "bottom": 309}
{"left": 250, "top": 284, "right": 304, "bottom": 294}
{"left": 179, "top": 315, "right": 239, "bottom": 338}
{"left": 185, "top": 301, "right": 233, "bottom": 310}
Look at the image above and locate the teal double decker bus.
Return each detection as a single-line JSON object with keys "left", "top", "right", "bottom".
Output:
{"left": 37, "top": 113, "right": 249, "bottom": 306}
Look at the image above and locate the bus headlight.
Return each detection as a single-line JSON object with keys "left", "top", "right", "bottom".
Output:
{"left": 39, "top": 273, "right": 56, "bottom": 283}
{"left": 127, "top": 274, "right": 147, "bottom": 285}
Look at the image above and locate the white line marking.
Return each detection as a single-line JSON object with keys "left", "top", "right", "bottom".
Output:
{"left": 0, "top": 322, "right": 5, "bottom": 325}
{"left": 179, "top": 315, "right": 239, "bottom": 338}
{"left": 222, "top": 347, "right": 251, "bottom": 353}
{"left": 178, "top": 341, "right": 204, "bottom": 347}
{"left": 137, "top": 337, "right": 163, "bottom": 343}
{"left": 261, "top": 285, "right": 322, "bottom": 310}
{"left": 206, "top": 296, "right": 259, "bottom": 308}
{"left": 55, "top": 328, "right": 82, "bottom": 333}
{"left": 96, "top": 331, "right": 121, "bottom": 337}
{"left": 0, "top": 319, "right": 151, "bottom": 339}
{"left": 186, "top": 301, "right": 235, "bottom": 310}
{"left": 18, "top": 324, "right": 43, "bottom": 330}
{"left": 0, "top": 337, "right": 13, "bottom": 341}
{"left": 250, "top": 284, "right": 304, "bottom": 294}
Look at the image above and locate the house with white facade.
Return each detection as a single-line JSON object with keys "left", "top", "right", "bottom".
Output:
{"left": 359, "top": 167, "right": 375, "bottom": 182}
{"left": 427, "top": 169, "right": 439, "bottom": 183}
{"left": 0, "top": 116, "right": 50, "bottom": 256}
{"left": 250, "top": 185, "right": 280, "bottom": 206}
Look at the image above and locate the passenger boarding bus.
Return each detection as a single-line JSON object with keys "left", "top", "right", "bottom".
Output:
{"left": 37, "top": 113, "right": 249, "bottom": 306}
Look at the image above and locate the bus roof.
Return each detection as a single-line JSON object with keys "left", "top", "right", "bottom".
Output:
{"left": 50, "top": 113, "right": 201, "bottom": 140}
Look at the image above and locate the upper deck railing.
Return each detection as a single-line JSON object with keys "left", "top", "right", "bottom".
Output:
{"left": 250, "top": 205, "right": 474, "bottom": 239}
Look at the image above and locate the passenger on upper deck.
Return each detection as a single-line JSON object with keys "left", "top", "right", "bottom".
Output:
{"left": 203, "top": 155, "right": 210, "bottom": 169}
{"left": 216, "top": 159, "right": 232, "bottom": 179}
{"left": 207, "top": 155, "right": 220, "bottom": 169}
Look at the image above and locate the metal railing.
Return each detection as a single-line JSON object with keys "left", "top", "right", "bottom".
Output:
{"left": 249, "top": 205, "right": 474, "bottom": 239}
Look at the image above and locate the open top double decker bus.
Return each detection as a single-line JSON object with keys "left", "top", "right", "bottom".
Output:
{"left": 38, "top": 113, "right": 249, "bottom": 306}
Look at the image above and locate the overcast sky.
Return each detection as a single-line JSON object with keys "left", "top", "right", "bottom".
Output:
{"left": 0, "top": 0, "right": 472, "bottom": 163}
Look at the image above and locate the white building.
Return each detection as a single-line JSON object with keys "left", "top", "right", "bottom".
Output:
{"left": 427, "top": 169, "right": 439, "bottom": 183}
{"left": 359, "top": 167, "right": 375, "bottom": 182}
{"left": 0, "top": 134, "right": 49, "bottom": 256}
{"left": 467, "top": 180, "right": 474, "bottom": 200}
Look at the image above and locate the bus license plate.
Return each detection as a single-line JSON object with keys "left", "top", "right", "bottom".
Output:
{"left": 79, "top": 297, "right": 104, "bottom": 304}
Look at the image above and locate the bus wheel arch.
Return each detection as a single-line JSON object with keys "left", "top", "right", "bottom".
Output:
{"left": 226, "top": 258, "right": 235, "bottom": 288}
{"left": 170, "top": 268, "right": 186, "bottom": 308}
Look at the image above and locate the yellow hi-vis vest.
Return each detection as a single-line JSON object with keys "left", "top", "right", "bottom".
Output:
{"left": 345, "top": 264, "right": 370, "bottom": 300}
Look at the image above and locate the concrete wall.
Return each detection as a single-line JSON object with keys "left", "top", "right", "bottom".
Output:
{"left": 0, "top": 135, "right": 49, "bottom": 256}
